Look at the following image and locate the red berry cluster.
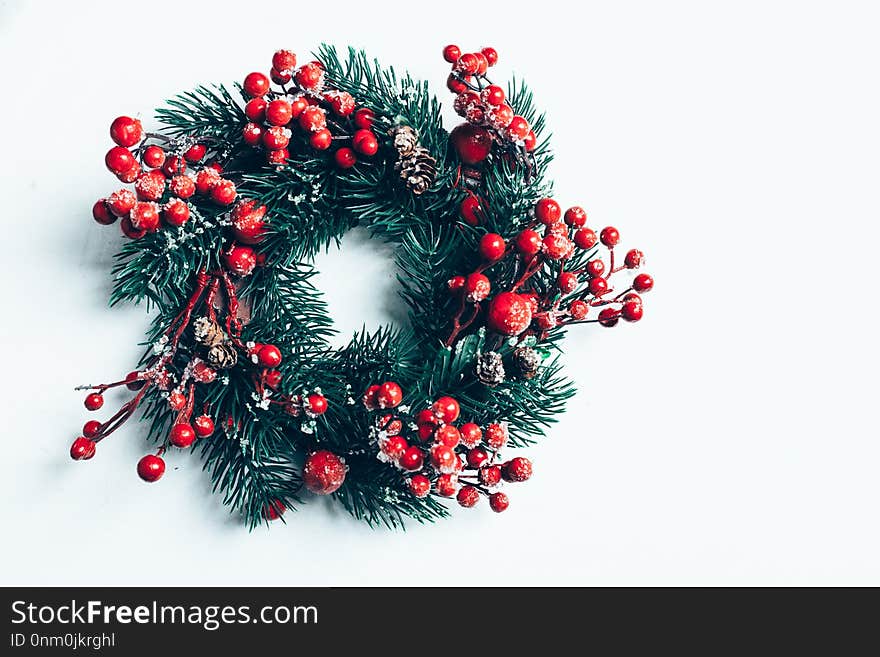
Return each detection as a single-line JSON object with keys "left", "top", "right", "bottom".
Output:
{"left": 93, "top": 116, "right": 241, "bottom": 240}
{"left": 446, "top": 197, "right": 653, "bottom": 344}
{"left": 240, "top": 50, "right": 377, "bottom": 169}
{"left": 363, "top": 382, "right": 531, "bottom": 512}
{"left": 443, "top": 44, "right": 536, "bottom": 167}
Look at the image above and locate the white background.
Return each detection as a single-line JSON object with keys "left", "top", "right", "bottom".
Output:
{"left": 1, "top": 0, "right": 878, "bottom": 586}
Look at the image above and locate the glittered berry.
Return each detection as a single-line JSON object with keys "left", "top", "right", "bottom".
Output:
{"left": 381, "top": 435, "right": 408, "bottom": 461}
{"left": 558, "top": 271, "right": 578, "bottom": 293}
{"left": 486, "top": 292, "right": 533, "bottom": 336}
{"left": 600, "top": 226, "right": 620, "bottom": 247}
{"left": 362, "top": 384, "right": 381, "bottom": 409}
{"left": 256, "top": 344, "right": 282, "bottom": 368}
{"left": 266, "top": 148, "right": 289, "bottom": 165}
{"left": 262, "top": 125, "right": 291, "bottom": 150}
{"left": 448, "top": 275, "right": 465, "bottom": 291}
{"left": 502, "top": 457, "right": 532, "bottom": 483}
{"left": 230, "top": 199, "right": 268, "bottom": 244}
{"left": 353, "top": 108, "right": 374, "bottom": 129}
{"left": 586, "top": 259, "right": 605, "bottom": 278}
{"left": 459, "top": 194, "right": 483, "bottom": 226}
{"left": 162, "top": 198, "right": 190, "bottom": 227}
{"left": 484, "top": 423, "right": 508, "bottom": 450}
{"left": 272, "top": 49, "right": 297, "bottom": 73}
{"left": 408, "top": 474, "right": 431, "bottom": 498}
{"left": 515, "top": 229, "right": 542, "bottom": 256}
{"left": 450, "top": 123, "right": 493, "bottom": 165}
{"left": 195, "top": 168, "right": 221, "bottom": 195}
{"left": 489, "top": 104, "right": 514, "bottom": 129}
{"left": 460, "top": 422, "right": 482, "bottom": 448}
{"left": 435, "top": 473, "right": 458, "bottom": 497}
{"left": 430, "top": 444, "right": 459, "bottom": 474}
{"left": 109, "top": 116, "right": 143, "bottom": 147}
{"left": 169, "top": 423, "right": 196, "bottom": 448}
{"left": 162, "top": 155, "right": 186, "bottom": 177}
{"left": 210, "top": 180, "right": 237, "bottom": 205}
{"left": 70, "top": 437, "right": 96, "bottom": 461}
{"left": 621, "top": 298, "right": 644, "bottom": 322}
{"left": 457, "top": 485, "right": 480, "bottom": 508}
{"left": 244, "top": 97, "right": 267, "bottom": 121}
{"left": 137, "top": 454, "right": 165, "bottom": 482}
{"left": 295, "top": 61, "right": 324, "bottom": 90}
{"left": 569, "top": 299, "right": 589, "bottom": 320}
{"left": 134, "top": 171, "right": 165, "bottom": 201}
{"left": 130, "top": 201, "right": 160, "bottom": 232}
{"left": 464, "top": 273, "right": 491, "bottom": 302}
{"left": 224, "top": 244, "right": 257, "bottom": 276}
{"left": 399, "top": 446, "right": 425, "bottom": 471}
{"left": 243, "top": 72, "right": 270, "bottom": 97}
{"left": 564, "top": 206, "right": 587, "bottom": 228}
{"left": 263, "top": 500, "right": 285, "bottom": 520}
{"left": 535, "top": 198, "right": 561, "bottom": 225}
{"left": 242, "top": 122, "right": 263, "bottom": 146}
{"left": 105, "top": 146, "right": 135, "bottom": 175}
{"left": 303, "top": 450, "right": 346, "bottom": 495}
{"left": 193, "top": 415, "right": 215, "bottom": 437}
{"left": 598, "top": 307, "right": 621, "bottom": 327}
{"left": 507, "top": 116, "right": 530, "bottom": 141}
{"left": 466, "top": 447, "right": 490, "bottom": 469}
{"left": 481, "top": 85, "right": 505, "bottom": 106}
{"left": 83, "top": 420, "right": 102, "bottom": 438}
{"left": 633, "top": 273, "right": 654, "bottom": 293}
{"left": 107, "top": 189, "right": 136, "bottom": 217}
{"left": 489, "top": 491, "right": 509, "bottom": 513}
{"left": 169, "top": 175, "right": 195, "bottom": 198}
{"left": 325, "top": 90, "right": 355, "bottom": 117}
{"left": 434, "top": 425, "right": 462, "bottom": 448}
{"left": 309, "top": 129, "right": 332, "bottom": 150}
{"left": 479, "top": 464, "right": 502, "bottom": 487}
{"left": 479, "top": 233, "right": 506, "bottom": 261}
{"left": 306, "top": 393, "right": 328, "bottom": 416}
{"left": 442, "top": 44, "right": 461, "bottom": 63}
{"left": 454, "top": 91, "right": 479, "bottom": 117}
{"left": 543, "top": 234, "right": 574, "bottom": 260}
{"left": 335, "top": 147, "right": 357, "bottom": 169}
{"left": 454, "top": 52, "right": 479, "bottom": 74}
{"left": 574, "top": 228, "right": 598, "bottom": 250}
{"left": 266, "top": 99, "right": 293, "bottom": 126}
{"left": 377, "top": 381, "right": 403, "bottom": 409}
{"left": 120, "top": 217, "right": 146, "bottom": 240}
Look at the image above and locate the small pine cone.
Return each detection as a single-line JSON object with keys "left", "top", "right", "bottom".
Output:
{"left": 389, "top": 125, "right": 419, "bottom": 157}
{"left": 193, "top": 316, "right": 226, "bottom": 347}
{"left": 206, "top": 342, "right": 238, "bottom": 369}
{"left": 397, "top": 147, "right": 437, "bottom": 195}
{"left": 512, "top": 347, "right": 541, "bottom": 379}
{"left": 476, "top": 351, "right": 506, "bottom": 386}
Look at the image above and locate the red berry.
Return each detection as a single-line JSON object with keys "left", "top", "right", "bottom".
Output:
{"left": 242, "top": 122, "right": 263, "bottom": 146}
{"left": 435, "top": 473, "right": 458, "bottom": 497}
{"left": 363, "top": 384, "right": 381, "bottom": 409}
{"left": 224, "top": 244, "right": 257, "bottom": 276}
{"left": 447, "top": 275, "right": 465, "bottom": 291}
{"left": 263, "top": 499, "right": 286, "bottom": 520}
{"left": 515, "top": 229, "right": 542, "bottom": 256}
{"left": 455, "top": 52, "right": 479, "bottom": 74}
{"left": 480, "top": 465, "right": 502, "bottom": 487}
{"left": 306, "top": 393, "right": 328, "bottom": 415}
{"left": 184, "top": 144, "right": 206, "bottom": 162}
{"left": 625, "top": 249, "right": 644, "bottom": 269}
{"left": 535, "top": 198, "right": 561, "bottom": 224}
{"left": 484, "top": 423, "right": 507, "bottom": 449}
{"left": 267, "top": 148, "right": 290, "bottom": 165}
{"left": 598, "top": 307, "right": 621, "bottom": 327}
{"left": 430, "top": 444, "right": 459, "bottom": 474}
{"left": 459, "top": 194, "right": 483, "bottom": 226}
{"left": 124, "top": 370, "right": 144, "bottom": 391}
{"left": 443, "top": 44, "right": 461, "bottom": 63}
{"left": 464, "top": 273, "right": 491, "bottom": 302}
{"left": 416, "top": 408, "right": 438, "bottom": 428}
{"left": 489, "top": 492, "right": 510, "bottom": 512}
{"left": 447, "top": 74, "right": 469, "bottom": 94}
{"left": 162, "top": 198, "right": 190, "bottom": 227}
{"left": 543, "top": 234, "right": 574, "bottom": 260}
{"left": 105, "top": 146, "right": 135, "bottom": 175}
{"left": 137, "top": 454, "right": 165, "bottom": 482}
{"left": 353, "top": 108, "right": 374, "bottom": 129}
{"left": 162, "top": 155, "right": 186, "bottom": 177}
{"left": 434, "top": 425, "right": 461, "bottom": 448}
{"left": 130, "top": 201, "right": 160, "bottom": 231}
{"left": 600, "top": 226, "right": 620, "bottom": 247}
{"left": 454, "top": 90, "right": 481, "bottom": 117}
{"left": 195, "top": 168, "right": 221, "bottom": 195}
{"left": 507, "top": 116, "right": 530, "bottom": 141}
{"left": 352, "top": 130, "right": 378, "bottom": 156}
{"left": 479, "top": 233, "right": 506, "bottom": 261}
{"left": 169, "top": 175, "right": 195, "bottom": 198}
{"left": 134, "top": 171, "right": 165, "bottom": 201}
{"left": 569, "top": 299, "right": 589, "bottom": 320}
{"left": 120, "top": 217, "right": 146, "bottom": 239}
{"left": 309, "top": 129, "right": 332, "bottom": 150}
{"left": 256, "top": 344, "right": 282, "bottom": 368}
{"left": 295, "top": 62, "right": 324, "bottom": 90}
{"left": 83, "top": 420, "right": 102, "bottom": 438}
{"left": 142, "top": 145, "right": 165, "bottom": 168}
{"left": 473, "top": 52, "right": 489, "bottom": 74}
{"left": 466, "top": 447, "right": 490, "bottom": 469}
{"left": 588, "top": 276, "right": 608, "bottom": 296}
{"left": 244, "top": 98, "right": 267, "bottom": 121}
{"left": 169, "top": 423, "right": 196, "bottom": 448}
{"left": 92, "top": 199, "right": 116, "bottom": 225}
{"left": 481, "top": 85, "right": 505, "bottom": 106}
{"left": 230, "top": 199, "right": 268, "bottom": 245}
{"left": 84, "top": 393, "right": 103, "bottom": 411}
{"left": 523, "top": 130, "right": 538, "bottom": 151}
{"left": 302, "top": 450, "right": 346, "bottom": 495}
{"left": 621, "top": 295, "right": 644, "bottom": 322}
{"left": 266, "top": 99, "right": 293, "bottom": 126}
{"left": 289, "top": 97, "right": 308, "bottom": 119}
{"left": 335, "top": 147, "right": 357, "bottom": 169}
{"left": 633, "top": 273, "right": 654, "bottom": 293}
{"left": 502, "top": 457, "right": 532, "bottom": 482}
{"left": 243, "top": 72, "right": 270, "bottom": 97}
{"left": 70, "top": 437, "right": 96, "bottom": 461}
{"left": 377, "top": 381, "right": 403, "bottom": 409}
{"left": 262, "top": 126, "right": 291, "bottom": 150}
{"left": 489, "top": 104, "right": 514, "bottom": 129}
{"left": 381, "top": 435, "right": 408, "bottom": 461}
{"left": 450, "top": 123, "right": 493, "bottom": 165}
{"left": 167, "top": 392, "right": 186, "bottom": 411}
{"left": 325, "top": 91, "right": 355, "bottom": 117}
{"left": 574, "top": 228, "right": 598, "bottom": 250}
{"left": 194, "top": 415, "right": 215, "bottom": 437}
{"left": 107, "top": 190, "right": 136, "bottom": 217}
{"left": 265, "top": 370, "right": 283, "bottom": 388}
{"left": 457, "top": 485, "right": 480, "bottom": 508}
{"left": 558, "top": 271, "right": 578, "bottom": 293}
{"left": 481, "top": 47, "right": 499, "bottom": 66}
{"left": 399, "top": 446, "right": 425, "bottom": 471}
{"left": 109, "top": 116, "right": 143, "bottom": 147}
{"left": 586, "top": 259, "right": 605, "bottom": 278}
{"left": 211, "top": 180, "right": 237, "bottom": 205}
{"left": 460, "top": 423, "right": 482, "bottom": 448}
{"left": 486, "top": 292, "right": 533, "bottom": 336}
{"left": 272, "top": 49, "right": 297, "bottom": 73}
{"left": 564, "top": 206, "right": 587, "bottom": 227}
{"left": 408, "top": 474, "right": 431, "bottom": 498}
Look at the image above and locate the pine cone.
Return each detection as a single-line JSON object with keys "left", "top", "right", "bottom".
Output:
{"left": 193, "top": 316, "right": 226, "bottom": 347}
{"left": 512, "top": 347, "right": 541, "bottom": 379}
{"left": 389, "top": 125, "right": 419, "bottom": 157}
{"left": 396, "top": 146, "right": 437, "bottom": 196}
{"left": 206, "top": 342, "right": 238, "bottom": 369}
{"left": 476, "top": 351, "right": 506, "bottom": 386}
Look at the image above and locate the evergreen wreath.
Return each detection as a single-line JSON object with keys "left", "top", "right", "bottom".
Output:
{"left": 73, "top": 44, "right": 654, "bottom": 529}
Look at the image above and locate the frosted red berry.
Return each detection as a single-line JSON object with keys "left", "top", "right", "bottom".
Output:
{"left": 193, "top": 415, "right": 215, "bottom": 437}
{"left": 303, "top": 450, "right": 346, "bottom": 495}
{"left": 460, "top": 423, "right": 482, "bottom": 448}
{"left": 479, "top": 465, "right": 502, "bottom": 487}
{"left": 507, "top": 116, "right": 530, "bottom": 141}
{"left": 377, "top": 381, "right": 403, "bottom": 409}
{"left": 266, "top": 99, "right": 293, "bottom": 126}
{"left": 107, "top": 190, "right": 136, "bottom": 217}
{"left": 306, "top": 393, "right": 328, "bottom": 416}
{"left": 486, "top": 292, "right": 533, "bottom": 336}
{"left": 484, "top": 423, "right": 507, "bottom": 449}
{"left": 489, "top": 492, "right": 509, "bottom": 512}
{"left": 535, "top": 198, "right": 561, "bottom": 225}
{"left": 464, "top": 273, "right": 491, "bottom": 302}
{"left": 502, "top": 457, "right": 532, "bottom": 482}
{"left": 569, "top": 299, "right": 589, "bottom": 320}
{"left": 272, "top": 49, "right": 297, "bottom": 73}
{"left": 457, "top": 485, "right": 480, "bottom": 508}
{"left": 481, "top": 85, "right": 505, "bottom": 106}
{"left": 434, "top": 425, "right": 462, "bottom": 448}
{"left": 435, "top": 473, "right": 459, "bottom": 497}
{"left": 92, "top": 199, "right": 116, "bottom": 225}
{"left": 558, "top": 271, "right": 578, "bottom": 293}
{"left": 210, "top": 180, "right": 237, "bottom": 205}
{"left": 295, "top": 62, "right": 324, "bottom": 90}
{"left": 162, "top": 198, "right": 190, "bottom": 227}
{"left": 224, "top": 244, "right": 257, "bottom": 276}
{"left": 586, "top": 259, "right": 605, "bottom": 278}
{"left": 408, "top": 474, "right": 431, "bottom": 498}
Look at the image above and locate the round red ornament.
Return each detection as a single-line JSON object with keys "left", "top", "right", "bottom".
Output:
{"left": 399, "top": 446, "right": 425, "bottom": 471}
{"left": 231, "top": 200, "right": 268, "bottom": 244}
{"left": 464, "top": 273, "right": 491, "bottom": 302}
{"left": 633, "top": 273, "right": 654, "bottom": 293}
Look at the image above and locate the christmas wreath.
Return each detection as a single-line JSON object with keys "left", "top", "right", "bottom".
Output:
{"left": 73, "top": 44, "right": 654, "bottom": 528}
